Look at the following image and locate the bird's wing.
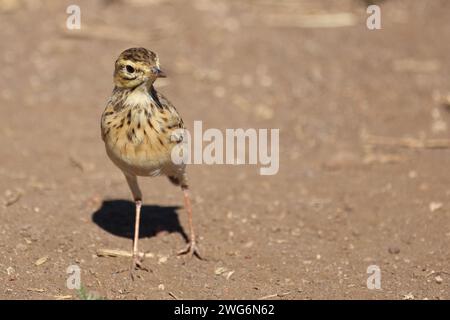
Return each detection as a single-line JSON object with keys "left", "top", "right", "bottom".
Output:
{"left": 154, "top": 89, "right": 185, "bottom": 130}
{"left": 100, "top": 101, "right": 115, "bottom": 142}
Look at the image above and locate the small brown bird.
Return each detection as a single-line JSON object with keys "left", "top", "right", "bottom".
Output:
{"left": 100, "top": 48, "right": 200, "bottom": 274}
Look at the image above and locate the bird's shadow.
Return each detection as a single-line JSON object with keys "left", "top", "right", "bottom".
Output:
{"left": 92, "top": 199, "right": 188, "bottom": 242}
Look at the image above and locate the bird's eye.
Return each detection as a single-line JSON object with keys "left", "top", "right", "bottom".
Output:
{"left": 125, "top": 65, "right": 135, "bottom": 73}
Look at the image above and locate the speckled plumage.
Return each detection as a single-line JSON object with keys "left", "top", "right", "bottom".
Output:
{"left": 101, "top": 80, "right": 186, "bottom": 185}
{"left": 100, "top": 48, "right": 201, "bottom": 276}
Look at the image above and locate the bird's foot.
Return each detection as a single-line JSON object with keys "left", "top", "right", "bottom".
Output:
{"left": 177, "top": 241, "right": 203, "bottom": 260}
{"left": 129, "top": 253, "right": 149, "bottom": 280}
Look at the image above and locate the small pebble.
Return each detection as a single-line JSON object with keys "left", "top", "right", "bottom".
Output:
{"left": 215, "top": 267, "right": 227, "bottom": 275}
{"left": 429, "top": 202, "right": 443, "bottom": 212}
{"left": 388, "top": 247, "right": 400, "bottom": 254}
{"left": 35, "top": 256, "right": 48, "bottom": 266}
{"left": 158, "top": 256, "right": 168, "bottom": 264}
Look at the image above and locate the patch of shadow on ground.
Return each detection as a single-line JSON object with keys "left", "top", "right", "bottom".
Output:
{"left": 92, "top": 199, "right": 188, "bottom": 242}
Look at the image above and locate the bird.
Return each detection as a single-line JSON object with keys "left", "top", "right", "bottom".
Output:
{"left": 100, "top": 47, "right": 201, "bottom": 275}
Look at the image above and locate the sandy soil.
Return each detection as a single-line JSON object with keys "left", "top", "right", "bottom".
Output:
{"left": 0, "top": 0, "right": 449, "bottom": 299}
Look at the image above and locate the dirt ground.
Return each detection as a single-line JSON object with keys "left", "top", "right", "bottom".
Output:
{"left": 1, "top": 0, "right": 449, "bottom": 300}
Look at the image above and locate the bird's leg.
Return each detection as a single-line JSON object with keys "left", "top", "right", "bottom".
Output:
{"left": 124, "top": 175, "right": 148, "bottom": 277}
{"left": 178, "top": 187, "right": 203, "bottom": 259}
{"left": 132, "top": 199, "right": 144, "bottom": 268}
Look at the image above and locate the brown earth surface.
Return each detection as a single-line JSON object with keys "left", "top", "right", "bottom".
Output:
{"left": 1, "top": 0, "right": 450, "bottom": 300}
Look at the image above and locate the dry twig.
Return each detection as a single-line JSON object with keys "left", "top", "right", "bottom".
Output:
{"left": 258, "top": 292, "right": 291, "bottom": 300}
{"left": 96, "top": 248, "right": 154, "bottom": 258}
{"left": 168, "top": 292, "right": 179, "bottom": 300}
{"left": 363, "top": 134, "right": 450, "bottom": 149}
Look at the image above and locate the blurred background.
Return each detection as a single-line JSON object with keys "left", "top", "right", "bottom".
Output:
{"left": 1, "top": 0, "right": 449, "bottom": 299}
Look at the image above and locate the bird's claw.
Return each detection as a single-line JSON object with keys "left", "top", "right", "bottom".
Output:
{"left": 129, "top": 254, "right": 149, "bottom": 280}
{"left": 177, "top": 241, "right": 203, "bottom": 260}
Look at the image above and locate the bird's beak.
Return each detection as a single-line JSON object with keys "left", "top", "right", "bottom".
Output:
{"left": 153, "top": 67, "right": 167, "bottom": 78}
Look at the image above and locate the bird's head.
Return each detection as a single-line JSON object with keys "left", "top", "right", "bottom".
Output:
{"left": 113, "top": 47, "right": 166, "bottom": 89}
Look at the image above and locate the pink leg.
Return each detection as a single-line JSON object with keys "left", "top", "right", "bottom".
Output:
{"left": 124, "top": 174, "right": 148, "bottom": 277}
{"left": 132, "top": 199, "right": 142, "bottom": 258}
{"left": 130, "top": 199, "right": 149, "bottom": 277}
{"left": 178, "top": 188, "right": 202, "bottom": 259}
